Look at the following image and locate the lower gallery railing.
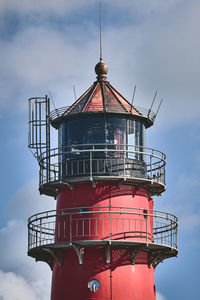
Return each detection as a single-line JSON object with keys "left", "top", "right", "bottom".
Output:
{"left": 28, "top": 206, "right": 178, "bottom": 251}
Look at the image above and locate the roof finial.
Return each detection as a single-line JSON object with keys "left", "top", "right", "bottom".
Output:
{"left": 100, "top": 0, "right": 103, "bottom": 62}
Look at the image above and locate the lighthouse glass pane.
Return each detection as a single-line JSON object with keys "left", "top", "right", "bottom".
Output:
{"left": 127, "top": 120, "right": 145, "bottom": 160}
{"left": 66, "top": 117, "right": 106, "bottom": 159}
{"left": 106, "top": 118, "right": 126, "bottom": 157}
{"left": 64, "top": 117, "right": 145, "bottom": 161}
{"left": 67, "top": 118, "right": 105, "bottom": 146}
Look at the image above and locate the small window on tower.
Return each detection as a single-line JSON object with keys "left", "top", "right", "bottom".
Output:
{"left": 88, "top": 279, "right": 100, "bottom": 292}
{"left": 143, "top": 209, "right": 148, "bottom": 218}
{"left": 79, "top": 207, "right": 88, "bottom": 216}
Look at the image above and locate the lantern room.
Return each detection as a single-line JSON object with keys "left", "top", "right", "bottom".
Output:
{"left": 49, "top": 61, "right": 158, "bottom": 185}
{"left": 28, "top": 61, "right": 166, "bottom": 197}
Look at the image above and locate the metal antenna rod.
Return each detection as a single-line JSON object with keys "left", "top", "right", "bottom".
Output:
{"left": 150, "top": 91, "right": 157, "bottom": 111}
{"left": 49, "top": 91, "right": 56, "bottom": 111}
{"left": 41, "top": 95, "right": 50, "bottom": 118}
{"left": 148, "top": 91, "right": 157, "bottom": 117}
{"left": 131, "top": 85, "right": 136, "bottom": 105}
{"left": 100, "top": 0, "right": 103, "bottom": 61}
{"left": 130, "top": 85, "right": 136, "bottom": 112}
{"left": 155, "top": 98, "right": 163, "bottom": 118}
{"left": 73, "top": 85, "right": 77, "bottom": 101}
{"left": 49, "top": 90, "right": 59, "bottom": 117}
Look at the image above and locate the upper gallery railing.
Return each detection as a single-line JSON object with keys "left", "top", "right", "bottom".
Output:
{"left": 38, "top": 144, "right": 166, "bottom": 191}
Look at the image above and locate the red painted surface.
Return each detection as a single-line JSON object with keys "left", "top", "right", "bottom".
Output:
{"left": 56, "top": 183, "right": 150, "bottom": 210}
{"left": 51, "top": 183, "right": 155, "bottom": 300}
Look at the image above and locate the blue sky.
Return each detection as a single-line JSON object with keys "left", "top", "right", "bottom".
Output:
{"left": 0, "top": 0, "right": 200, "bottom": 299}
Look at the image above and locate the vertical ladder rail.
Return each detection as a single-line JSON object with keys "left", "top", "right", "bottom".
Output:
{"left": 45, "top": 95, "right": 51, "bottom": 183}
{"left": 28, "top": 96, "right": 51, "bottom": 182}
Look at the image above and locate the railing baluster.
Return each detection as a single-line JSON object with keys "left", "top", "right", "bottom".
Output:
{"left": 135, "top": 219, "right": 136, "bottom": 236}
{"left": 150, "top": 155, "right": 152, "bottom": 180}
{"left": 35, "top": 226, "right": 38, "bottom": 247}
{"left": 58, "top": 221, "right": 60, "bottom": 239}
{"left": 123, "top": 151, "right": 125, "bottom": 177}
{"left": 146, "top": 217, "right": 148, "bottom": 245}
{"left": 109, "top": 209, "right": 111, "bottom": 240}
{"left": 76, "top": 220, "right": 78, "bottom": 237}
{"left": 70, "top": 214, "right": 72, "bottom": 242}
{"left": 89, "top": 218, "right": 91, "bottom": 237}
{"left": 90, "top": 151, "right": 92, "bottom": 180}
{"left": 40, "top": 219, "right": 42, "bottom": 246}
{"left": 83, "top": 159, "right": 85, "bottom": 175}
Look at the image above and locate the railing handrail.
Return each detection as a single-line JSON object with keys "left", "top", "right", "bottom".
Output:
{"left": 28, "top": 206, "right": 178, "bottom": 251}
{"left": 48, "top": 105, "right": 156, "bottom": 122}
{"left": 49, "top": 106, "right": 70, "bottom": 121}
{"left": 28, "top": 206, "right": 177, "bottom": 224}
{"left": 38, "top": 143, "right": 166, "bottom": 163}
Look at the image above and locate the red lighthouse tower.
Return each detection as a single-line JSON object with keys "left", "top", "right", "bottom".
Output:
{"left": 28, "top": 58, "right": 178, "bottom": 299}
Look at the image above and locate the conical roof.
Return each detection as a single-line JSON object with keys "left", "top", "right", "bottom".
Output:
{"left": 50, "top": 61, "right": 156, "bottom": 128}
{"left": 64, "top": 80, "right": 141, "bottom": 116}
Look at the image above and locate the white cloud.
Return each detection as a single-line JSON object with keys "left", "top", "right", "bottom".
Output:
{"left": 0, "top": 178, "right": 54, "bottom": 280}
{"left": 0, "top": 270, "right": 50, "bottom": 300}
{"left": 0, "top": 220, "right": 26, "bottom": 273}
{"left": 156, "top": 291, "right": 166, "bottom": 300}
{"left": 6, "top": 178, "right": 55, "bottom": 220}
{"left": 0, "top": 0, "right": 182, "bottom": 17}
{"left": 0, "top": 217, "right": 52, "bottom": 283}
{"left": 0, "top": 209, "right": 51, "bottom": 293}
{"left": 160, "top": 172, "right": 200, "bottom": 235}
{"left": 106, "top": 0, "right": 183, "bottom": 17}
{"left": 0, "top": 23, "right": 98, "bottom": 114}
{"left": 0, "top": 271, "right": 37, "bottom": 300}
{"left": 0, "top": 0, "right": 95, "bottom": 16}
{"left": 129, "top": 1, "right": 200, "bottom": 127}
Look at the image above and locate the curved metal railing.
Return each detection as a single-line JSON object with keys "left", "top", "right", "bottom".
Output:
{"left": 49, "top": 105, "right": 156, "bottom": 123}
{"left": 28, "top": 206, "right": 178, "bottom": 251}
{"left": 135, "top": 106, "right": 156, "bottom": 122}
{"left": 49, "top": 106, "right": 70, "bottom": 121}
{"left": 38, "top": 144, "right": 166, "bottom": 190}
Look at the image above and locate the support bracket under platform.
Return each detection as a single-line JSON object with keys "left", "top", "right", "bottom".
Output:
{"left": 130, "top": 248, "right": 140, "bottom": 265}
{"left": 148, "top": 251, "right": 164, "bottom": 268}
{"left": 105, "top": 242, "right": 111, "bottom": 264}
{"left": 39, "top": 248, "right": 62, "bottom": 270}
{"left": 72, "top": 244, "right": 84, "bottom": 265}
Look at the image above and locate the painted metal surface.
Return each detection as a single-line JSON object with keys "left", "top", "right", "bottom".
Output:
{"left": 51, "top": 249, "right": 156, "bottom": 300}
{"left": 50, "top": 183, "right": 156, "bottom": 300}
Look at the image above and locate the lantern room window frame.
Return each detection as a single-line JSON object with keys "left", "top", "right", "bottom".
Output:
{"left": 58, "top": 114, "right": 146, "bottom": 161}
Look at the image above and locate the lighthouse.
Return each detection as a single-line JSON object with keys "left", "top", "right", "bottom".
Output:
{"left": 28, "top": 55, "right": 178, "bottom": 298}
